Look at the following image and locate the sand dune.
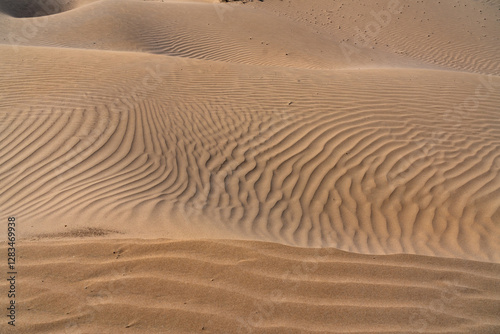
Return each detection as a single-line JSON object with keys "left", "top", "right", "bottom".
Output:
{"left": 0, "top": 0, "right": 499, "bottom": 332}
{"left": 1, "top": 0, "right": 380, "bottom": 69}
{"left": 1, "top": 44, "right": 499, "bottom": 261}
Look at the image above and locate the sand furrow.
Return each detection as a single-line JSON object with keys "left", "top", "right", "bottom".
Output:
{"left": 1, "top": 239, "right": 499, "bottom": 333}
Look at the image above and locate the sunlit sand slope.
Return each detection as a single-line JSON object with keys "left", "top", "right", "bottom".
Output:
{"left": 1, "top": 45, "right": 499, "bottom": 261}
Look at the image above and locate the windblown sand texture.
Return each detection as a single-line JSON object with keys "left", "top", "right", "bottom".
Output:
{"left": 0, "top": 0, "right": 499, "bottom": 333}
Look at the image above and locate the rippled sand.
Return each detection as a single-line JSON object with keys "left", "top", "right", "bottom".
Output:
{"left": 1, "top": 0, "right": 499, "bottom": 332}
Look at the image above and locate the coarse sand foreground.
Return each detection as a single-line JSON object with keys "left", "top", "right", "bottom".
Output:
{"left": 1, "top": 239, "right": 500, "bottom": 333}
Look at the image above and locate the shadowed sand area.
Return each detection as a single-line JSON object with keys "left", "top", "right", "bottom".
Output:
{"left": 0, "top": 0, "right": 499, "bottom": 332}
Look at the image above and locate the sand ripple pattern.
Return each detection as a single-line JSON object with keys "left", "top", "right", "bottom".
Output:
{"left": 1, "top": 46, "right": 499, "bottom": 261}
{"left": 1, "top": 239, "right": 499, "bottom": 333}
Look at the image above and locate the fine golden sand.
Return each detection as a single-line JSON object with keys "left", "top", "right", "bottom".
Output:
{"left": 0, "top": 0, "right": 499, "bottom": 333}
